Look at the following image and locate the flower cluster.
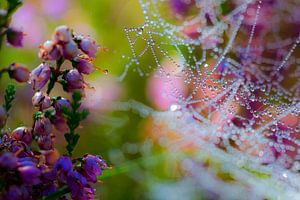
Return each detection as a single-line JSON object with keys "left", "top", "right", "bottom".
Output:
{"left": 0, "top": 25, "right": 107, "bottom": 200}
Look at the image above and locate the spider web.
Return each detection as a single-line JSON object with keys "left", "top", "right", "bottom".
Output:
{"left": 121, "top": 0, "right": 300, "bottom": 199}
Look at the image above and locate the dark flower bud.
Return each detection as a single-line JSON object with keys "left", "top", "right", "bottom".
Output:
{"left": 0, "top": 152, "right": 18, "bottom": 170}
{"left": 6, "top": 27, "right": 24, "bottom": 48}
{"left": 8, "top": 63, "right": 30, "bottom": 83}
{"left": 73, "top": 55, "right": 94, "bottom": 74}
{"left": 39, "top": 40, "right": 61, "bottom": 60}
{"left": 18, "top": 165, "right": 41, "bottom": 185}
{"left": 32, "top": 91, "right": 51, "bottom": 110}
{"left": 12, "top": 127, "right": 32, "bottom": 144}
{"left": 29, "top": 63, "right": 51, "bottom": 90}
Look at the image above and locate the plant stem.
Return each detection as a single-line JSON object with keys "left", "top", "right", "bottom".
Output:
{"left": 46, "top": 58, "right": 64, "bottom": 95}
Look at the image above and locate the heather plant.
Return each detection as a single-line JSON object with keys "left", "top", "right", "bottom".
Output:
{"left": 0, "top": 1, "right": 107, "bottom": 199}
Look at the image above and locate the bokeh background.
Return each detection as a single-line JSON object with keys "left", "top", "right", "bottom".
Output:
{"left": 0, "top": 0, "right": 183, "bottom": 199}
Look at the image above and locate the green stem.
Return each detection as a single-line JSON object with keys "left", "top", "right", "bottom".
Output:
{"left": 46, "top": 58, "right": 64, "bottom": 95}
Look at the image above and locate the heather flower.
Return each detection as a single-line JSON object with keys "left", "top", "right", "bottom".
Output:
{"left": 51, "top": 114, "right": 69, "bottom": 132}
{"left": 53, "top": 97, "right": 71, "bottom": 113}
{"left": 73, "top": 56, "right": 94, "bottom": 74}
{"left": 37, "top": 134, "right": 54, "bottom": 150}
{"left": 170, "top": 0, "right": 192, "bottom": 16}
{"left": 32, "top": 91, "right": 51, "bottom": 110}
{"left": 81, "top": 154, "right": 106, "bottom": 183}
{"left": 54, "top": 156, "right": 73, "bottom": 173}
{"left": 0, "top": 152, "right": 18, "bottom": 170}
{"left": 63, "top": 69, "right": 84, "bottom": 91}
{"left": 39, "top": 40, "right": 61, "bottom": 60}
{"left": 29, "top": 63, "right": 51, "bottom": 90}
{"left": 53, "top": 25, "right": 72, "bottom": 44}
{"left": 61, "top": 40, "right": 79, "bottom": 59}
{"left": 34, "top": 116, "right": 52, "bottom": 135}
{"left": 18, "top": 165, "right": 41, "bottom": 185}
{"left": 12, "top": 127, "right": 32, "bottom": 144}
{"left": 8, "top": 63, "right": 30, "bottom": 83}
{"left": 67, "top": 170, "right": 88, "bottom": 199}
{"left": 0, "top": 106, "right": 7, "bottom": 128}
{"left": 10, "top": 142, "right": 32, "bottom": 158}
{"left": 6, "top": 27, "right": 24, "bottom": 48}
{"left": 78, "top": 36, "right": 98, "bottom": 58}
{"left": 53, "top": 156, "right": 73, "bottom": 181}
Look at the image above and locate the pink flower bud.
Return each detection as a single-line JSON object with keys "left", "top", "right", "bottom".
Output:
{"left": 39, "top": 40, "right": 61, "bottom": 60}
{"left": 8, "top": 63, "right": 30, "bottom": 83}
{"left": 34, "top": 117, "right": 52, "bottom": 135}
{"left": 0, "top": 106, "right": 7, "bottom": 128}
{"left": 78, "top": 36, "right": 98, "bottom": 58}
{"left": 63, "top": 69, "right": 84, "bottom": 91}
{"left": 73, "top": 56, "right": 94, "bottom": 74}
{"left": 53, "top": 25, "right": 72, "bottom": 44}
{"left": 29, "top": 63, "right": 51, "bottom": 90}
{"left": 32, "top": 91, "right": 51, "bottom": 110}
{"left": 6, "top": 27, "right": 24, "bottom": 48}
{"left": 62, "top": 41, "right": 79, "bottom": 59}
{"left": 12, "top": 127, "right": 32, "bottom": 144}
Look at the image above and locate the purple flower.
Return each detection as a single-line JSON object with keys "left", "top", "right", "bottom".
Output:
{"left": 37, "top": 134, "right": 54, "bottom": 150}
{"left": 18, "top": 165, "right": 41, "bottom": 185}
{"left": 29, "top": 63, "right": 51, "bottom": 90}
{"left": 0, "top": 152, "right": 18, "bottom": 170}
{"left": 53, "top": 156, "right": 73, "bottom": 181}
{"left": 54, "top": 97, "right": 71, "bottom": 113}
{"left": 12, "top": 127, "right": 32, "bottom": 144}
{"left": 81, "top": 154, "right": 106, "bottom": 183}
{"left": 34, "top": 116, "right": 52, "bottom": 135}
{"left": 0, "top": 106, "right": 7, "bottom": 128}
{"left": 61, "top": 40, "right": 79, "bottom": 59}
{"left": 51, "top": 114, "right": 69, "bottom": 132}
{"left": 79, "top": 184, "right": 95, "bottom": 200}
{"left": 6, "top": 27, "right": 24, "bottom": 48}
{"left": 78, "top": 36, "right": 98, "bottom": 58}
{"left": 4, "top": 185, "right": 29, "bottom": 200}
{"left": 32, "top": 91, "right": 51, "bottom": 110}
{"left": 8, "top": 63, "right": 30, "bottom": 83}
{"left": 73, "top": 56, "right": 94, "bottom": 74}
{"left": 67, "top": 170, "right": 88, "bottom": 199}
{"left": 170, "top": 0, "right": 191, "bottom": 16}
{"left": 53, "top": 25, "right": 72, "bottom": 44}
{"left": 63, "top": 69, "right": 84, "bottom": 91}
{"left": 39, "top": 40, "right": 61, "bottom": 60}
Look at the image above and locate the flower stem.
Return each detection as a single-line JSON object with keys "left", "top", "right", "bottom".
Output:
{"left": 46, "top": 58, "right": 64, "bottom": 95}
